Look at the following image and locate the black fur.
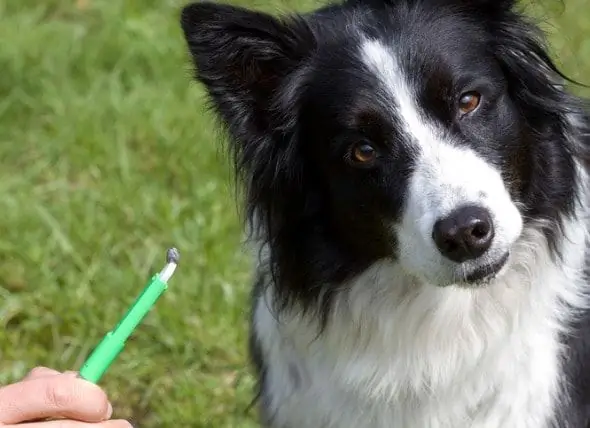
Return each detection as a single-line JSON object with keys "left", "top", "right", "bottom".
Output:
{"left": 181, "top": 0, "right": 590, "bottom": 425}
{"left": 182, "top": 0, "right": 588, "bottom": 313}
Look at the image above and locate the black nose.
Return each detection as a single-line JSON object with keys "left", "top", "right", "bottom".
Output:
{"left": 432, "top": 205, "right": 494, "bottom": 263}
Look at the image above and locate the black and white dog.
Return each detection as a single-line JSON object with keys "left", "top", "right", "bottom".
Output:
{"left": 180, "top": 0, "right": 590, "bottom": 426}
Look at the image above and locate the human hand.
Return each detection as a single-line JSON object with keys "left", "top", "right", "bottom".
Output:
{"left": 0, "top": 367, "right": 131, "bottom": 427}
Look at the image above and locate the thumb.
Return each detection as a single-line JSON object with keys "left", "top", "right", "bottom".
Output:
{"left": 22, "top": 367, "right": 61, "bottom": 381}
{"left": 0, "top": 373, "right": 112, "bottom": 424}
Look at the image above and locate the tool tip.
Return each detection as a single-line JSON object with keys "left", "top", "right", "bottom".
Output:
{"left": 166, "top": 247, "right": 180, "bottom": 264}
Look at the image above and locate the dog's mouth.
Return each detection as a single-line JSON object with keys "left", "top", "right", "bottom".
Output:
{"left": 463, "top": 252, "right": 510, "bottom": 285}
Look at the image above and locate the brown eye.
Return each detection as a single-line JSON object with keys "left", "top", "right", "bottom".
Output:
{"left": 458, "top": 91, "right": 481, "bottom": 115}
{"left": 351, "top": 142, "right": 378, "bottom": 165}
{"left": 352, "top": 143, "right": 377, "bottom": 164}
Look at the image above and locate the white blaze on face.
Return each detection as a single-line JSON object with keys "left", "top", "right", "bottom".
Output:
{"left": 359, "top": 38, "right": 523, "bottom": 284}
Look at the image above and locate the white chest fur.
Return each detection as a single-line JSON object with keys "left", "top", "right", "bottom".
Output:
{"left": 252, "top": 221, "right": 588, "bottom": 428}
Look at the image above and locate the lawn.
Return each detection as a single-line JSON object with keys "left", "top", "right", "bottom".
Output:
{"left": 0, "top": 0, "right": 588, "bottom": 427}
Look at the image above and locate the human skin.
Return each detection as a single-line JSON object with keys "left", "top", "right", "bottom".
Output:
{"left": 0, "top": 367, "right": 131, "bottom": 427}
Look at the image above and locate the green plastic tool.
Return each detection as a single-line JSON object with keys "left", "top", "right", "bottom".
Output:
{"left": 79, "top": 247, "right": 180, "bottom": 384}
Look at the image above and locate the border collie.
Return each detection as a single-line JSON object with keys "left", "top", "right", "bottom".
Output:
{"left": 180, "top": 0, "right": 590, "bottom": 426}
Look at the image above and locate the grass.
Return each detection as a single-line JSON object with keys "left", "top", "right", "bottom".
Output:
{"left": 0, "top": 0, "right": 588, "bottom": 426}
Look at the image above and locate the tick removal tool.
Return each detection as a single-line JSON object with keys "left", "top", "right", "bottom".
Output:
{"left": 79, "top": 247, "right": 180, "bottom": 384}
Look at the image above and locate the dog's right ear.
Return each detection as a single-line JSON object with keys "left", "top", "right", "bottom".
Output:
{"left": 180, "top": 2, "right": 316, "bottom": 135}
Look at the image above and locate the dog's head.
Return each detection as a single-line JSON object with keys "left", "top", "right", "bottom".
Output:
{"left": 181, "top": 0, "right": 582, "bottom": 309}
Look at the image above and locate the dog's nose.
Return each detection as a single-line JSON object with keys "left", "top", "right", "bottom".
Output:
{"left": 432, "top": 205, "right": 494, "bottom": 262}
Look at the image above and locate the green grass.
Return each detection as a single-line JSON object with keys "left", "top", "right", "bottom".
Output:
{"left": 0, "top": 0, "right": 588, "bottom": 426}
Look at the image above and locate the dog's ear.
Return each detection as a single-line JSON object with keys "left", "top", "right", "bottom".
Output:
{"left": 461, "top": 0, "right": 515, "bottom": 7}
{"left": 453, "top": 0, "right": 516, "bottom": 15}
{"left": 491, "top": 11, "right": 576, "bottom": 117}
{"left": 348, "top": 0, "right": 516, "bottom": 11}
{"left": 180, "top": 2, "right": 316, "bottom": 135}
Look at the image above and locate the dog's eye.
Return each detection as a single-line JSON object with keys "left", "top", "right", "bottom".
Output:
{"left": 458, "top": 91, "right": 481, "bottom": 116}
{"left": 349, "top": 142, "right": 378, "bottom": 166}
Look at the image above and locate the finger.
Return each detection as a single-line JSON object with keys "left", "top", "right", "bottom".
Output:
{"left": 7, "top": 419, "right": 132, "bottom": 428}
{"left": 22, "top": 367, "right": 61, "bottom": 381}
{"left": 0, "top": 374, "right": 112, "bottom": 424}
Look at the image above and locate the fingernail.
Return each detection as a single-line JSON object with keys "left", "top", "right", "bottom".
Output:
{"left": 106, "top": 402, "right": 113, "bottom": 419}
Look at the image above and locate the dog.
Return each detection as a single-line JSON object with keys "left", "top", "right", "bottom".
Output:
{"left": 180, "top": 0, "right": 590, "bottom": 426}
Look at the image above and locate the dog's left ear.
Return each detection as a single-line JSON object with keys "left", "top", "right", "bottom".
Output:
{"left": 349, "top": 0, "right": 515, "bottom": 11}
{"left": 463, "top": 0, "right": 515, "bottom": 6}
{"left": 180, "top": 2, "right": 316, "bottom": 135}
{"left": 455, "top": 0, "right": 516, "bottom": 14}
{"left": 351, "top": 0, "right": 516, "bottom": 10}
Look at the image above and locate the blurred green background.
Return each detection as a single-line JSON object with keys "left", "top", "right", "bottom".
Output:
{"left": 0, "top": 0, "right": 588, "bottom": 426}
